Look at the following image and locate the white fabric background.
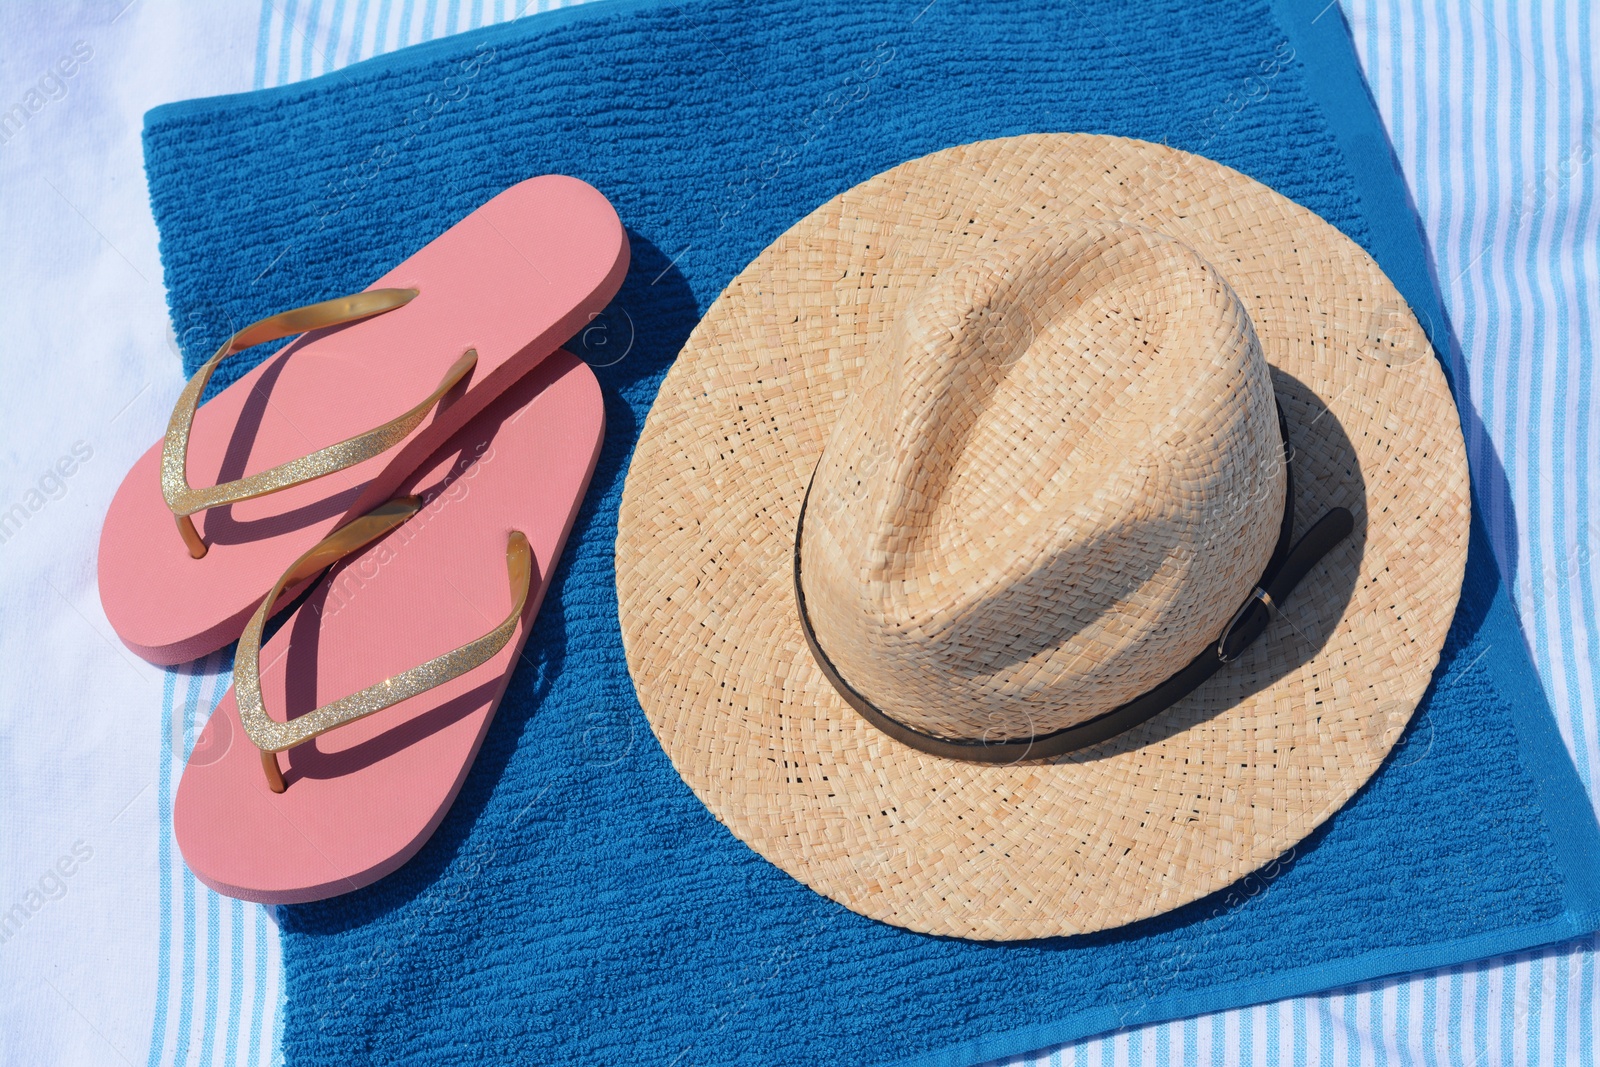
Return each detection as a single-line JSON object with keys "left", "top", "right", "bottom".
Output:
{"left": 0, "top": 2, "right": 1593, "bottom": 1064}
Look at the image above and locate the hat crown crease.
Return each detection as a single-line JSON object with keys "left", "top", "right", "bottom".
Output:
{"left": 800, "top": 220, "right": 1286, "bottom": 741}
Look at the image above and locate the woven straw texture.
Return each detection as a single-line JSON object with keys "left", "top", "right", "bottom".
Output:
{"left": 800, "top": 220, "right": 1286, "bottom": 739}
{"left": 616, "top": 133, "right": 1471, "bottom": 940}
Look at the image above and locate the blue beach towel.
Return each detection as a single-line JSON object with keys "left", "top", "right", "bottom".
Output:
{"left": 141, "top": 0, "right": 1600, "bottom": 1063}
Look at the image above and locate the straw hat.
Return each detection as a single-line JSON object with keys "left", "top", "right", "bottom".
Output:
{"left": 616, "top": 134, "right": 1469, "bottom": 940}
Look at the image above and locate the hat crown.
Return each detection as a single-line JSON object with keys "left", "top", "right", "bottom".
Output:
{"left": 799, "top": 220, "right": 1285, "bottom": 741}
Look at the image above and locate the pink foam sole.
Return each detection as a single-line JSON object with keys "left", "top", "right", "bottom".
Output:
{"left": 175, "top": 351, "right": 602, "bottom": 904}
{"left": 100, "top": 175, "right": 627, "bottom": 664}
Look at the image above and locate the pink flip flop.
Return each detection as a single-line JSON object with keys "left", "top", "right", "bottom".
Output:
{"left": 100, "top": 175, "right": 627, "bottom": 664}
{"left": 174, "top": 350, "right": 602, "bottom": 903}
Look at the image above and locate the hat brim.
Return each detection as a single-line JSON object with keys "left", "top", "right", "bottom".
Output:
{"left": 616, "top": 134, "right": 1469, "bottom": 940}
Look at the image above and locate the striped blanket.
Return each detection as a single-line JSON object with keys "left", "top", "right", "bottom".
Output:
{"left": 0, "top": 1, "right": 1594, "bottom": 1063}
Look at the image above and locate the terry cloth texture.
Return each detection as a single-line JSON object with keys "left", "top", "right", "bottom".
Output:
{"left": 139, "top": 0, "right": 1600, "bottom": 1062}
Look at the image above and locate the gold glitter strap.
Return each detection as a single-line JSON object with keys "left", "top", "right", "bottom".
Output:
{"left": 161, "top": 287, "right": 480, "bottom": 559}
{"left": 233, "top": 498, "right": 533, "bottom": 793}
